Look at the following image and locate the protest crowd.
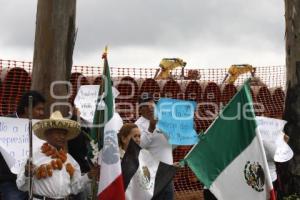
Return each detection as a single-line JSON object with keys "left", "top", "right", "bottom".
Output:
{"left": 0, "top": 58, "right": 294, "bottom": 200}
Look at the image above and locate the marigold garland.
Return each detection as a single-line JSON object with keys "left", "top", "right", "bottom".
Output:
{"left": 66, "top": 163, "right": 75, "bottom": 178}
{"left": 35, "top": 143, "right": 74, "bottom": 179}
{"left": 46, "top": 164, "right": 53, "bottom": 177}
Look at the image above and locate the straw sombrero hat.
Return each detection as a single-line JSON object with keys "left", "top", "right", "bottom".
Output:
{"left": 33, "top": 111, "right": 81, "bottom": 141}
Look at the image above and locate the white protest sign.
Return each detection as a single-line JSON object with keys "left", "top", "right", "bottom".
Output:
{"left": 0, "top": 117, "right": 44, "bottom": 174}
{"left": 256, "top": 116, "right": 286, "bottom": 141}
{"left": 256, "top": 116, "right": 293, "bottom": 162}
{"left": 74, "top": 85, "right": 120, "bottom": 123}
{"left": 74, "top": 85, "right": 100, "bottom": 123}
{"left": 0, "top": 145, "right": 15, "bottom": 169}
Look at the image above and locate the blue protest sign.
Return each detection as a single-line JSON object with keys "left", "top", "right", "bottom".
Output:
{"left": 156, "top": 98, "right": 199, "bottom": 145}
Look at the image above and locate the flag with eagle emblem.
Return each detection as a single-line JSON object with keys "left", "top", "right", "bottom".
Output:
{"left": 122, "top": 140, "right": 176, "bottom": 200}
{"left": 184, "top": 81, "right": 276, "bottom": 200}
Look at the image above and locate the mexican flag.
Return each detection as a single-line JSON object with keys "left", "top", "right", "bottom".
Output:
{"left": 122, "top": 140, "right": 177, "bottom": 200}
{"left": 184, "top": 82, "right": 275, "bottom": 200}
{"left": 94, "top": 49, "right": 125, "bottom": 200}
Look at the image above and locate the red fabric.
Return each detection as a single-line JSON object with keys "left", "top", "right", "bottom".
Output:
{"left": 98, "top": 175, "right": 125, "bottom": 200}
{"left": 269, "top": 189, "right": 276, "bottom": 200}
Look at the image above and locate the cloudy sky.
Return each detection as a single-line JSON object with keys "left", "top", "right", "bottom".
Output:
{"left": 0, "top": 0, "right": 285, "bottom": 68}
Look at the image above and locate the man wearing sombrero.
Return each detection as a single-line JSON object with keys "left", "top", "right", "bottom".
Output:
{"left": 16, "top": 111, "right": 98, "bottom": 200}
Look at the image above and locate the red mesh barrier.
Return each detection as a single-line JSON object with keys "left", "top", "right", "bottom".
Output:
{"left": 174, "top": 146, "right": 203, "bottom": 199}
{"left": 221, "top": 84, "right": 237, "bottom": 105}
{"left": 202, "top": 82, "right": 221, "bottom": 104}
{"left": 69, "top": 72, "right": 90, "bottom": 103}
{"left": 271, "top": 88, "right": 285, "bottom": 117}
{"left": 0, "top": 59, "right": 287, "bottom": 199}
{"left": 0, "top": 80, "right": 3, "bottom": 106}
{"left": 116, "top": 76, "right": 139, "bottom": 101}
{"left": 249, "top": 87, "right": 256, "bottom": 103}
{"left": 0, "top": 59, "right": 286, "bottom": 86}
{"left": 139, "top": 78, "right": 161, "bottom": 98}
{"left": 185, "top": 81, "right": 202, "bottom": 102}
{"left": 162, "top": 79, "right": 183, "bottom": 99}
{"left": 197, "top": 82, "right": 222, "bottom": 131}
{"left": 93, "top": 76, "right": 102, "bottom": 85}
{"left": 115, "top": 76, "right": 139, "bottom": 123}
{"left": 0, "top": 67, "right": 31, "bottom": 115}
{"left": 253, "top": 86, "right": 274, "bottom": 116}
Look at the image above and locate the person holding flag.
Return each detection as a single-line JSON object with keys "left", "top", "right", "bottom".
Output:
{"left": 183, "top": 80, "right": 276, "bottom": 200}
{"left": 16, "top": 111, "right": 99, "bottom": 199}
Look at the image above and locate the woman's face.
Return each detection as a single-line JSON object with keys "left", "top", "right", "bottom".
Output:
{"left": 122, "top": 127, "right": 141, "bottom": 150}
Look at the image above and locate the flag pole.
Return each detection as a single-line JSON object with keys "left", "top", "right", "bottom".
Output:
{"left": 98, "top": 46, "right": 108, "bottom": 147}
{"left": 91, "top": 46, "right": 108, "bottom": 200}
{"left": 28, "top": 96, "right": 33, "bottom": 200}
{"left": 255, "top": 119, "right": 276, "bottom": 199}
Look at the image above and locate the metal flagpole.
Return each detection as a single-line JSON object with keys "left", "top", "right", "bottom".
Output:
{"left": 28, "top": 96, "right": 33, "bottom": 200}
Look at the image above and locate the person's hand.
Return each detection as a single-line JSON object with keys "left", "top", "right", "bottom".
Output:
{"left": 284, "top": 134, "right": 290, "bottom": 143}
{"left": 88, "top": 164, "right": 100, "bottom": 180}
{"left": 25, "top": 160, "right": 36, "bottom": 177}
{"left": 75, "top": 107, "right": 81, "bottom": 116}
{"left": 173, "top": 162, "right": 184, "bottom": 169}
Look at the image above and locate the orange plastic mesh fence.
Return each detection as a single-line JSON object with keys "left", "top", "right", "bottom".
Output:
{"left": 0, "top": 59, "right": 286, "bottom": 199}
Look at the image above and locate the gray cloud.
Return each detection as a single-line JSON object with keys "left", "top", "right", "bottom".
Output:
{"left": 76, "top": 0, "right": 284, "bottom": 48}
{"left": 0, "top": 0, "right": 37, "bottom": 47}
{"left": 0, "top": 0, "right": 285, "bottom": 67}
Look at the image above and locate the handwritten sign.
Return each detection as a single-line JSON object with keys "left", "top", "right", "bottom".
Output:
{"left": 256, "top": 116, "right": 286, "bottom": 141}
{"left": 256, "top": 116, "right": 293, "bottom": 162}
{"left": 74, "top": 85, "right": 100, "bottom": 123}
{"left": 156, "top": 98, "right": 199, "bottom": 145}
{"left": 0, "top": 117, "right": 44, "bottom": 174}
{"left": 74, "top": 85, "right": 120, "bottom": 123}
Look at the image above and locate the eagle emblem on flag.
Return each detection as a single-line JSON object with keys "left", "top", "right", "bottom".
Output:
{"left": 102, "top": 133, "right": 119, "bottom": 165}
{"left": 244, "top": 161, "right": 265, "bottom": 192}
{"left": 137, "top": 166, "right": 153, "bottom": 190}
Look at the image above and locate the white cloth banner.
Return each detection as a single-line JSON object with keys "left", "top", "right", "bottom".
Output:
{"left": 0, "top": 117, "right": 44, "bottom": 174}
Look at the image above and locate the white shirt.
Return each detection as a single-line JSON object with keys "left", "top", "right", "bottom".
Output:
{"left": 17, "top": 148, "right": 91, "bottom": 199}
{"left": 135, "top": 116, "right": 173, "bottom": 165}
